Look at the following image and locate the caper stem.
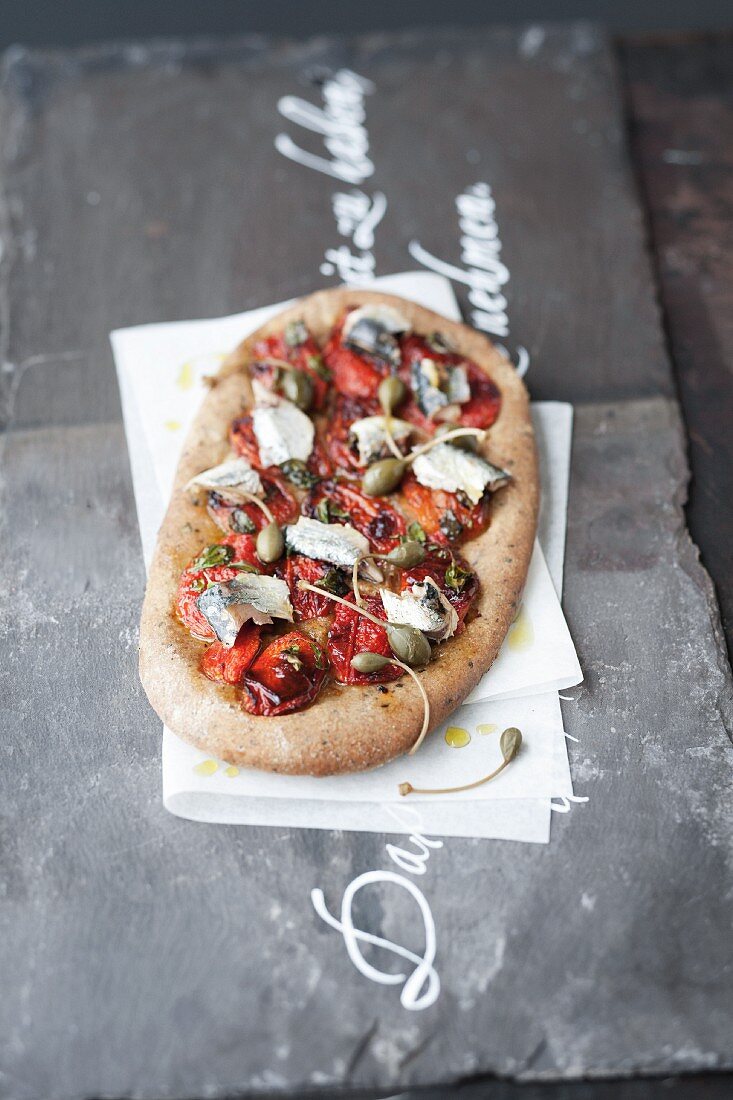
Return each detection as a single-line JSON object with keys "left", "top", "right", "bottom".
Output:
{"left": 352, "top": 555, "right": 368, "bottom": 608}
{"left": 405, "top": 427, "right": 486, "bottom": 465}
{"left": 350, "top": 551, "right": 389, "bottom": 608}
{"left": 399, "top": 757, "right": 512, "bottom": 797}
{"left": 383, "top": 413, "right": 406, "bottom": 461}
{"left": 350, "top": 547, "right": 412, "bottom": 607}
{"left": 392, "top": 659, "right": 430, "bottom": 754}
{"left": 236, "top": 491, "right": 275, "bottom": 524}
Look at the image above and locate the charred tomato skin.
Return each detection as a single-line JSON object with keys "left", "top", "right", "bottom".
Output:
{"left": 460, "top": 361, "right": 501, "bottom": 429}
{"left": 275, "top": 554, "right": 347, "bottom": 621}
{"left": 229, "top": 414, "right": 261, "bottom": 468}
{"left": 322, "top": 315, "right": 389, "bottom": 400}
{"left": 327, "top": 594, "right": 403, "bottom": 686}
{"left": 241, "top": 631, "right": 328, "bottom": 716}
{"left": 400, "top": 471, "right": 491, "bottom": 546}
{"left": 250, "top": 332, "right": 330, "bottom": 410}
{"left": 176, "top": 533, "right": 264, "bottom": 640}
{"left": 397, "top": 333, "right": 501, "bottom": 431}
{"left": 323, "top": 394, "right": 381, "bottom": 474}
{"left": 207, "top": 471, "right": 299, "bottom": 534}
{"left": 302, "top": 479, "right": 406, "bottom": 555}
{"left": 200, "top": 623, "right": 262, "bottom": 685}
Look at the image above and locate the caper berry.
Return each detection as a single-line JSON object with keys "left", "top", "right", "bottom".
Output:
{"left": 384, "top": 540, "right": 426, "bottom": 568}
{"left": 500, "top": 726, "right": 523, "bottom": 763}
{"left": 386, "top": 623, "right": 431, "bottom": 668}
{"left": 362, "top": 457, "right": 406, "bottom": 497}
{"left": 436, "top": 423, "right": 479, "bottom": 452}
{"left": 351, "top": 651, "right": 392, "bottom": 674}
{"left": 280, "top": 368, "right": 313, "bottom": 412}
{"left": 378, "top": 374, "right": 407, "bottom": 415}
{"left": 256, "top": 521, "right": 284, "bottom": 563}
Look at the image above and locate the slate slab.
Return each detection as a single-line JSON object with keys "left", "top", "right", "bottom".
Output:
{"left": 622, "top": 34, "right": 733, "bottom": 661}
{"left": 0, "top": 24, "right": 731, "bottom": 1100}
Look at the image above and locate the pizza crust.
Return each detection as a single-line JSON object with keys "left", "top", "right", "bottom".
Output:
{"left": 139, "top": 289, "right": 539, "bottom": 776}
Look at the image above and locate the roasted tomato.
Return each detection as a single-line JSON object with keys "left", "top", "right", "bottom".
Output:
{"left": 397, "top": 334, "right": 501, "bottom": 431}
{"left": 229, "top": 414, "right": 260, "bottom": 467}
{"left": 250, "top": 328, "right": 330, "bottom": 410}
{"left": 400, "top": 471, "right": 491, "bottom": 545}
{"left": 327, "top": 595, "right": 402, "bottom": 686}
{"left": 303, "top": 479, "right": 406, "bottom": 554}
{"left": 241, "top": 631, "right": 328, "bottom": 716}
{"left": 200, "top": 623, "right": 262, "bottom": 685}
{"left": 322, "top": 316, "right": 389, "bottom": 399}
{"left": 304, "top": 439, "right": 334, "bottom": 480}
{"left": 206, "top": 471, "right": 298, "bottom": 534}
{"left": 323, "top": 394, "right": 381, "bottom": 474}
{"left": 176, "top": 533, "right": 264, "bottom": 639}
{"left": 275, "top": 554, "right": 349, "bottom": 621}
{"left": 402, "top": 545, "right": 479, "bottom": 627}
{"left": 460, "top": 361, "right": 501, "bottom": 429}
{"left": 229, "top": 414, "right": 332, "bottom": 481}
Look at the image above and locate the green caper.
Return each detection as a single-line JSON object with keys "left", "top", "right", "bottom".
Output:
{"left": 436, "top": 423, "right": 478, "bottom": 452}
{"left": 378, "top": 374, "right": 407, "bottom": 415}
{"left": 386, "top": 624, "right": 431, "bottom": 668}
{"left": 279, "top": 368, "right": 313, "bottom": 412}
{"left": 362, "top": 458, "right": 406, "bottom": 497}
{"left": 256, "top": 521, "right": 284, "bottom": 563}
{"left": 384, "top": 540, "right": 426, "bottom": 568}
{"left": 500, "top": 726, "right": 523, "bottom": 763}
{"left": 351, "top": 651, "right": 392, "bottom": 674}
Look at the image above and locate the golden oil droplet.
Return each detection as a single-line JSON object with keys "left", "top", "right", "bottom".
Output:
{"left": 194, "top": 759, "right": 218, "bottom": 777}
{"left": 476, "top": 722, "right": 498, "bottom": 736}
{"left": 164, "top": 419, "right": 181, "bottom": 432}
{"left": 224, "top": 765, "right": 239, "bottom": 778}
{"left": 508, "top": 607, "right": 534, "bottom": 652}
{"left": 445, "top": 726, "right": 471, "bottom": 748}
{"left": 177, "top": 361, "right": 194, "bottom": 391}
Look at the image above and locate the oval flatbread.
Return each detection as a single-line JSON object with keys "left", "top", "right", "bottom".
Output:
{"left": 139, "top": 288, "right": 538, "bottom": 775}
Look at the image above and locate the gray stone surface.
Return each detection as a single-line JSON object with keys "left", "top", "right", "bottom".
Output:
{"left": 0, "top": 24, "right": 731, "bottom": 1100}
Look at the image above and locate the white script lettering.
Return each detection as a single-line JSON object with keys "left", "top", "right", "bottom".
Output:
{"left": 311, "top": 870, "right": 440, "bottom": 1011}
{"left": 409, "top": 181, "right": 529, "bottom": 375}
{"left": 275, "top": 70, "right": 375, "bottom": 185}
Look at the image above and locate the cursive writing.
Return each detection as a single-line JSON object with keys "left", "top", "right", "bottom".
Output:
{"left": 275, "top": 69, "right": 384, "bottom": 285}
{"left": 551, "top": 793, "right": 589, "bottom": 814}
{"left": 311, "top": 826, "right": 443, "bottom": 1011}
{"left": 409, "top": 182, "right": 529, "bottom": 376}
{"left": 275, "top": 69, "right": 375, "bottom": 185}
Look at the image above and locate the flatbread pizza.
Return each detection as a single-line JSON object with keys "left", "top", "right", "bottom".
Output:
{"left": 139, "top": 289, "right": 538, "bottom": 776}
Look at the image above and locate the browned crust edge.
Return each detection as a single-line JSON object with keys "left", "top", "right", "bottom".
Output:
{"left": 139, "top": 288, "right": 539, "bottom": 776}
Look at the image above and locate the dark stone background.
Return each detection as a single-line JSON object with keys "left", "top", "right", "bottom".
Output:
{"left": 0, "top": 0, "right": 730, "bottom": 50}
{"left": 0, "top": 17, "right": 731, "bottom": 1100}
